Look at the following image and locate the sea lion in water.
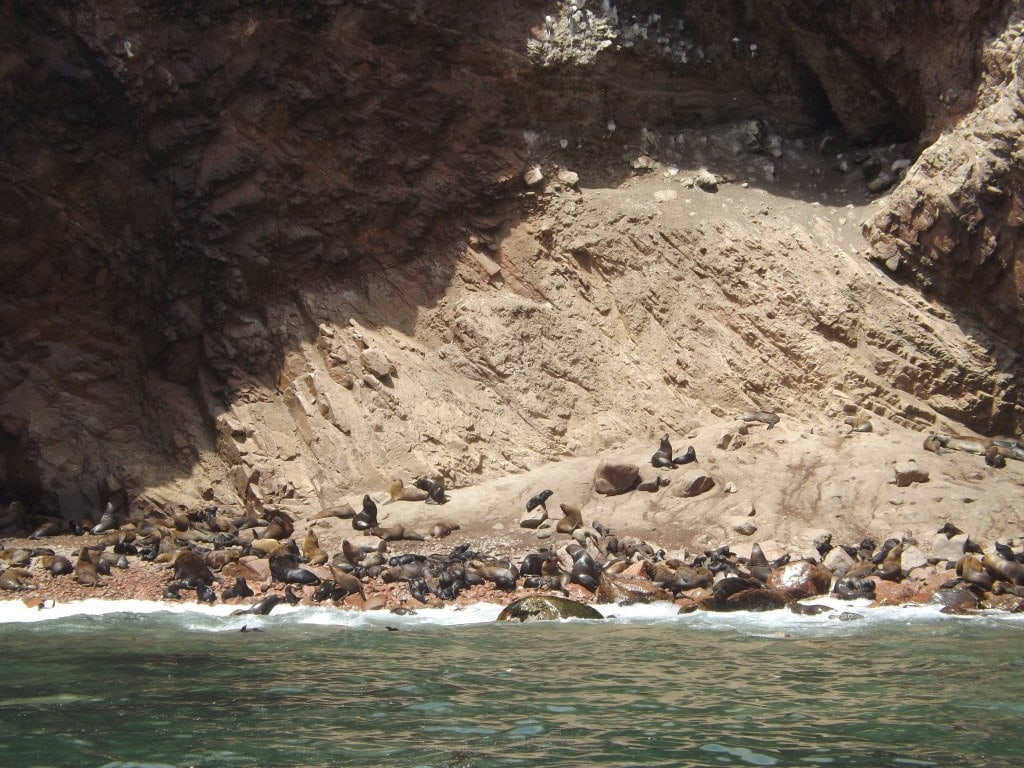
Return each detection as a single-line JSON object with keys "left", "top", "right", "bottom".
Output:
{"left": 232, "top": 594, "right": 287, "bottom": 616}
{"left": 526, "top": 490, "right": 553, "bottom": 513}
{"left": 388, "top": 479, "right": 429, "bottom": 503}
{"left": 738, "top": 410, "right": 780, "bottom": 429}
{"left": 651, "top": 434, "right": 675, "bottom": 468}
{"left": 414, "top": 477, "right": 449, "bottom": 505}
{"left": 353, "top": 495, "right": 379, "bottom": 531}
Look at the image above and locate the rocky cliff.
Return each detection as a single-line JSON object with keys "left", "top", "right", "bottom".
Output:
{"left": 1, "top": 0, "right": 1021, "bottom": 524}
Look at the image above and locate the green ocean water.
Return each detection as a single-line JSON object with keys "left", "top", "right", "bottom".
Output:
{"left": 0, "top": 602, "right": 1021, "bottom": 768}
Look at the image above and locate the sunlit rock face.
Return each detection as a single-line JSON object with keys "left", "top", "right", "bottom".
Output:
{"left": 0, "top": 0, "right": 1020, "bottom": 519}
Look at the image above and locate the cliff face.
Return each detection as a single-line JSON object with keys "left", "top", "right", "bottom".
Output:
{"left": 0, "top": 0, "right": 1021, "bottom": 518}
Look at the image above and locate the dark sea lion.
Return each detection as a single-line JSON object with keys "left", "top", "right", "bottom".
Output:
{"left": 747, "top": 543, "right": 771, "bottom": 583}
{"left": 353, "top": 495, "right": 379, "bottom": 531}
{"left": 196, "top": 582, "right": 217, "bottom": 604}
{"left": 651, "top": 434, "right": 675, "bottom": 468}
{"left": 222, "top": 577, "right": 254, "bottom": 600}
{"left": 833, "top": 576, "right": 875, "bottom": 600}
{"left": 90, "top": 502, "right": 117, "bottom": 535}
{"left": 672, "top": 446, "right": 697, "bottom": 465}
{"left": 414, "top": 477, "right": 449, "bottom": 505}
{"left": 269, "top": 547, "right": 321, "bottom": 585}
{"left": 526, "top": 489, "right": 554, "bottom": 513}
{"left": 232, "top": 594, "right": 287, "bottom": 616}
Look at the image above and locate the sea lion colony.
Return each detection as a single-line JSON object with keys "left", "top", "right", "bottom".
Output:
{"left": 1, "top": 430, "right": 1024, "bottom": 617}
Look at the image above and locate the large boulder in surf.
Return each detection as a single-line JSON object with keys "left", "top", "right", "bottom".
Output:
{"left": 496, "top": 595, "right": 603, "bottom": 622}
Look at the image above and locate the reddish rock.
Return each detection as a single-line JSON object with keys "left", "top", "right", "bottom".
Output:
{"left": 870, "top": 578, "right": 917, "bottom": 606}
{"left": 767, "top": 560, "right": 832, "bottom": 600}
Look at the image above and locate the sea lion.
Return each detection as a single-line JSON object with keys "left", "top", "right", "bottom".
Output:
{"left": 414, "top": 477, "right": 449, "bottom": 505}
{"left": 28, "top": 521, "right": 63, "bottom": 539}
{"left": 74, "top": 548, "right": 103, "bottom": 586}
{"left": 982, "top": 553, "right": 1024, "bottom": 586}
{"left": 843, "top": 415, "right": 873, "bottom": 433}
{"left": 526, "top": 490, "right": 554, "bottom": 513}
{"left": 672, "top": 446, "right": 697, "bottom": 465}
{"left": 353, "top": 495, "right": 379, "bottom": 531}
{"left": 747, "top": 543, "right": 771, "bottom": 583}
{"left": 232, "top": 594, "right": 287, "bottom": 616}
{"left": 388, "top": 479, "right": 429, "bottom": 503}
{"left": 222, "top": 577, "right": 254, "bottom": 600}
{"left": 39, "top": 554, "right": 74, "bottom": 576}
{"left": 301, "top": 530, "right": 329, "bottom": 566}
{"left": 0, "top": 567, "right": 33, "bottom": 591}
{"left": 370, "top": 523, "right": 425, "bottom": 542}
{"left": 90, "top": 502, "right": 117, "bottom": 535}
{"left": 985, "top": 446, "right": 1007, "bottom": 468}
{"left": 173, "top": 550, "right": 215, "bottom": 588}
{"left": 556, "top": 503, "right": 583, "bottom": 534}
{"left": 637, "top": 475, "right": 669, "bottom": 492}
{"left": 262, "top": 509, "right": 295, "bottom": 541}
{"left": 789, "top": 602, "right": 834, "bottom": 616}
{"left": 196, "top": 582, "right": 217, "bottom": 604}
{"left": 738, "top": 410, "right": 780, "bottom": 429}
{"left": 923, "top": 434, "right": 946, "bottom": 454}
{"left": 651, "top": 434, "right": 675, "bottom": 468}
{"left": 203, "top": 548, "right": 242, "bottom": 570}
{"left": 428, "top": 520, "right": 460, "bottom": 538}
{"left": 269, "top": 547, "right": 320, "bottom": 585}
{"left": 956, "top": 555, "right": 993, "bottom": 590}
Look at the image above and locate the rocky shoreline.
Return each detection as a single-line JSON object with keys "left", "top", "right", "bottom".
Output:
{"left": 2, "top": 494, "right": 1022, "bottom": 620}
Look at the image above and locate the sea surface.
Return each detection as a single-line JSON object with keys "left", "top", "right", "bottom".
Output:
{"left": 0, "top": 598, "right": 1021, "bottom": 768}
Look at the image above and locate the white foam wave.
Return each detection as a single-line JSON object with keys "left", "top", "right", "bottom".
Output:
{"left": 2, "top": 596, "right": 1021, "bottom": 632}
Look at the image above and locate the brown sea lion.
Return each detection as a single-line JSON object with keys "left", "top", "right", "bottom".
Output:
{"left": 39, "top": 554, "right": 74, "bottom": 576}
{"left": 388, "top": 479, "right": 429, "bottom": 503}
{"left": 956, "top": 555, "right": 993, "bottom": 590}
{"left": 301, "top": 530, "right": 329, "bottom": 566}
{"left": 173, "top": 550, "right": 215, "bottom": 587}
{"left": 843, "top": 415, "right": 873, "bottom": 433}
{"left": 738, "top": 409, "right": 780, "bottom": 430}
{"left": 74, "top": 548, "right": 102, "bottom": 586}
{"left": 923, "top": 434, "right": 946, "bottom": 454}
{"left": 556, "top": 503, "right": 583, "bottom": 534}
{"left": 982, "top": 553, "right": 1024, "bottom": 586}
{"left": 0, "top": 567, "right": 33, "bottom": 591}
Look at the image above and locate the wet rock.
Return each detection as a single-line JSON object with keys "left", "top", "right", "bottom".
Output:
{"left": 497, "top": 595, "right": 603, "bottom": 622}
{"left": 767, "top": 560, "right": 832, "bottom": 600}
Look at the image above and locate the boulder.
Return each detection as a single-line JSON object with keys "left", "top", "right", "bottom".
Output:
{"left": 593, "top": 460, "right": 640, "bottom": 495}
{"left": 671, "top": 472, "right": 715, "bottom": 498}
{"left": 767, "top": 560, "right": 832, "bottom": 599}
{"left": 892, "top": 462, "right": 929, "bottom": 487}
{"left": 497, "top": 595, "right": 604, "bottom": 622}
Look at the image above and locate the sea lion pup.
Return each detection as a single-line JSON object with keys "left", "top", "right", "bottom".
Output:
{"left": 556, "top": 503, "right": 583, "bottom": 534}
{"left": 74, "top": 548, "right": 103, "bottom": 586}
{"left": 526, "top": 489, "right": 554, "bottom": 513}
{"left": 672, "top": 446, "right": 697, "bottom": 465}
{"left": 388, "top": 479, "right": 429, "bottom": 503}
{"left": 429, "top": 520, "right": 460, "bottom": 538}
{"left": 222, "top": 577, "right": 254, "bottom": 600}
{"left": 269, "top": 546, "right": 321, "bottom": 585}
{"left": 353, "top": 495, "right": 379, "bottom": 531}
{"left": 738, "top": 409, "right": 780, "bottom": 430}
{"left": 985, "top": 446, "right": 1007, "bottom": 468}
{"left": 261, "top": 509, "right": 295, "bottom": 541}
{"left": 370, "top": 523, "right": 425, "bottom": 542}
{"left": 651, "top": 434, "right": 675, "bottom": 468}
{"left": 0, "top": 567, "right": 33, "bottom": 591}
{"left": 39, "top": 554, "right": 74, "bottom": 576}
{"left": 173, "top": 550, "right": 216, "bottom": 588}
{"left": 90, "top": 501, "right": 118, "bottom": 535}
{"left": 301, "top": 530, "right": 329, "bottom": 566}
{"left": 992, "top": 437, "right": 1024, "bottom": 460}
{"left": 414, "top": 476, "right": 449, "bottom": 505}
{"left": 843, "top": 415, "right": 873, "bottom": 433}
